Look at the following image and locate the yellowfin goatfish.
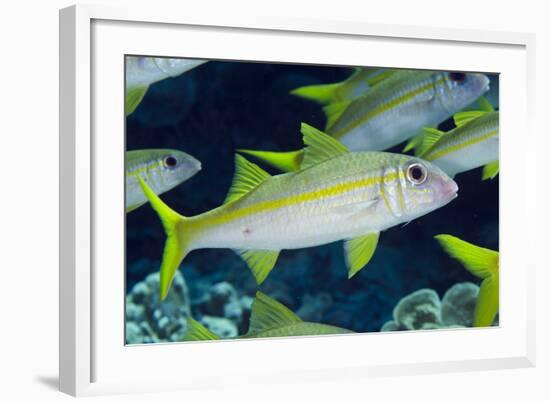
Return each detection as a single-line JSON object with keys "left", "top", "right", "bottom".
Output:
{"left": 185, "top": 291, "right": 353, "bottom": 341}
{"left": 240, "top": 71, "right": 490, "bottom": 172}
{"left": 435, "top": 235, "right": 499, "bottom": 327}
{"left": 290, "top": 67, "right": 394, "bottom": 105}
{"left": 125, "top": 56, "right": 206, "bottom": 115}
{"left": 139, "top": 123, "right": 458, "bottom": 299}
{"left": 126, "top": 149, "right": 201, "bottom": 213}
{"left": 411, "top": 109, "right": 499, "bottom": 180}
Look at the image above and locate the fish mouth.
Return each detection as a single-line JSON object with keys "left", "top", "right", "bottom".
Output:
{"left": 441, "top": 180, "right": 459, "bottom": 203}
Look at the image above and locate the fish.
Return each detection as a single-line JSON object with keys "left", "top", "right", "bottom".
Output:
{"left": 184, "top": 291, "right": 353, "bottom": 341}
{"left": 290, "top": 67, "right": 394, "bottom": 105}
{"left": 125, "top": 56, "right": 207, "bottom": 115}
{"left": 126, "top": 149, "right": 201, "bottom": 213}
{"left": 409, "top": 108, "right": 499, "bottom": 180}
{"left": 240, "top": 70, "right": 490, "bottom": 172}
{"left": 435, "top": 235, "right": 499, "bottom": 327}
{"left": 138, "top": 123, "right": 459, "bottom": 299}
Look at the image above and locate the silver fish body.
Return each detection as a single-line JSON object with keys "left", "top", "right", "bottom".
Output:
{"left": 125, "top": 57, "right": 206, "bottom": 89}
{"left": 329, "top": 70, "right": 490, "bottom": 151}
{"left": 423, "top": 111, "right": 499, "bottom": 177}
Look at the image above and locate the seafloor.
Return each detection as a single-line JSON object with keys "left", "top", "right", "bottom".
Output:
{"left": 126, "top": 61, "right": 499, "bottom": 343}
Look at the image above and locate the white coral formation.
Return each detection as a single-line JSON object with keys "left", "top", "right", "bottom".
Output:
{"left": 381, "top": 282, "right": 487, "bottom": 332}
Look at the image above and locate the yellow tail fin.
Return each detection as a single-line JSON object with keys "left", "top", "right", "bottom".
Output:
{"left": 138, "top": 177, "right": 192, "bottom": 300}
{"left": 435, "top": 234, "right": 499, "bottom": 327}
{"left": 290, "top": 82, "right": 344, "bottom": 105}
{"left": 237, "top": 149, "right": 304, "bottom": 172}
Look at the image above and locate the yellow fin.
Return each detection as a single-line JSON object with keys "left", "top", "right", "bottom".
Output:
{"left": 183, "top": 318, "right": 221, "bottom": 341}
{"left": 402, "top": 132, "right": 424, "bottom": 154}
{"left": 138, "top": 177, "right": 190, "bottom": 300}
{"left": 224, "top": 154, "right": 271, "bottom": 204}
{"left": 323, "top": 100, "right": 352, "bottom": 130}
{"left": 474, "top": 274, "right": 499, "bottom": 327}
{"left": 418, "top": 127, "right": 445, "bottom": 157}
{"left": 435, "top": 235, "right": 499, "bottom": 327}
{"left": 126, "top": 85, "right": 149, "bottom": 116}
{"left": 300, "top": 123, "right": 349, "bottom": 170}
{"left": 247, "top": 291, "right": 302, "bottom": 335}
{"left": 237, "top": 149, "right": 303, "bottom": 172}
{"left": 344, "top": 232, "right": 380, "bottom": 278}
{"left": 482, "top": 161, "right": 499, "bottom": 180}
{"left": 477, "top": 96, "right": 495, "bottom": 112}
{"left": 236, "top": 249, "right": 280, "bottom": 285}
{"left": 453, "top": 110, "right": 487, "bottom": 127}
{"left": 290, "top": 81, "right": 345, "bottom": 105}
{"left": 435, "top": 234, "right": 498, "bottom": 279}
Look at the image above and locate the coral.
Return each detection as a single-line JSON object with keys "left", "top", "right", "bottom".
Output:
{"left": 381, "top": 282, "right": 490, "bottom": 331}
{"left": 199, "top": 316, "right": 238, "bottom": 338}
{"left": 125, "top": 270, "right": 191, "bottom": 344}
{"left": 392, "top": 289, "right": 443, "bottom": 330}
{"left": 441, "top": 282, "right": 479, "bottom": 327}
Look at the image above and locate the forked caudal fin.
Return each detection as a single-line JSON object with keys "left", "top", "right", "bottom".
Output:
{"left": 138, "top": 177, "right": 192, "bottom": 300}
{"left": 435, "top": 234, "right": 499, "bottom": 327}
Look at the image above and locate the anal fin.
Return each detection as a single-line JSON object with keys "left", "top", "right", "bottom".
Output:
{"left": 236, "top": 249, "right": 280, "bottom": 284}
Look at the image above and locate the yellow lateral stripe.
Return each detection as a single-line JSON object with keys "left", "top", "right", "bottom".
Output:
{"left": 332, "top": 77, "right": 445, "bottom": 139}
{"left": 426, "top": 129, "right": 498, "bottom": 161}
{"left": 206, "top": 171, "right": 399, "bottom": 226}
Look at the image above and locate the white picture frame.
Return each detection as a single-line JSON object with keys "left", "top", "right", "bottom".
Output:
{"left": 59, "top": 4, "right": 536, "bottom": 397}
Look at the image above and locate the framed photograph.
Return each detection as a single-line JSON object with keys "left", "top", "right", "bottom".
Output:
{"left": 59, "top": 4, "right": 536, "bottom": 397}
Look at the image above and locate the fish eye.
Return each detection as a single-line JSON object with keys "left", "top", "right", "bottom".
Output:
{"left": 163, "top": 156, "right": 178, "bottom": 169}
{"left": 449, "top": 72, "right": 466, "bottom": 84}
{"left": 406, "top": 163, "right": 428, "bottom": 185}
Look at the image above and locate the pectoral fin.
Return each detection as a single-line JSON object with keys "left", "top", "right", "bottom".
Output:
{"left": 333, "top": 198, "right": 380, "bottom": 217}
{"left": 344, "top": 232, "right": 380, "bottom": 278}
{"left": 126, "top": 85, "right": 149, "bottom": 116}
{"left": 235, "top": 249, "right": 280, "bottom": 284}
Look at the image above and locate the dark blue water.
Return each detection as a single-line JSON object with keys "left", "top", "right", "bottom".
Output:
{"left": 126, "top": 61, "right": 499, "bottom": 333}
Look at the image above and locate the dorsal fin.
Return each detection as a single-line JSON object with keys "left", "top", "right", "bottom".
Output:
{"left": 418, "top": 127, "right": 445, "bottom": 156}
{"left": 247, "top": 291, "right": 302, "bottom": 335}
{"left": 453, "top": 110, "right": 487, "bottom": 127}
{"left": 323, "top": 100, "right": 352, "bottom": 130}
{"left": 300, "top": 123, "right": 349, "bottom": 170}
{"left": 224, "top": 154, "right": 271, "bottom": 204}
